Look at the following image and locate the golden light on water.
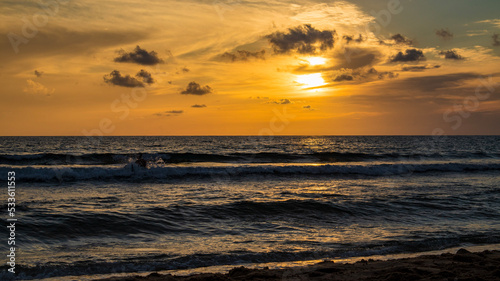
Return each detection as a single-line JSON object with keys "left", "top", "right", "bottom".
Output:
{"left": 295, "top": 73, "right": 326, "bottom": 88}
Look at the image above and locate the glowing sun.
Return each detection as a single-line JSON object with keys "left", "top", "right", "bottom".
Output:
{"left": 306, "top": 57, "right": 327, "bottom": 66}
{"left": 296, "top": 73, "right": 326, "bottom": 88}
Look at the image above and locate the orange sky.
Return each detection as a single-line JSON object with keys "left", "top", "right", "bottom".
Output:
{"left": 1, "top": 0, "right": 500, "bottom": 135}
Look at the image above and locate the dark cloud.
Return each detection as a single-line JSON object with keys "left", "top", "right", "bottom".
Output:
{"left": 220, "top": 50, "right": 266, "bottom": 62}
{"left": 0, "top": 26, "right": 151, "bottom": 65}
{"left": 333, "top": 47, "right": 381, "bottom": 70}
{"left": 493, "top": 34, "right": 500, "bottom": 47}
{"left": 439, "top": 50, "right": 464, "bottom": 60}
{"left": 176, "top": 67, "right": 190, "bottom": 74}
{"left": 135, "top": 69, "right": 155, "bottom": 84}
{"left": 390, "top": 49, "right": 425, "bottom": 62}
{"left": 103, "top": 70, "right": 144, "bottom": 87}
{"left": 270, "top": 99, "right": 292, "bottom": 104}
{"left": 34, "top": 70, "right": 43, "bottom": 77}
{"left": 266, "top": 24, "right": 336, "bottom": 54}
{"left": 395, "top": 72, "right": 478, "bottom": 92}
{"left": 303, "top": 105, "right": 316, "bottom": 111}
{"left": 155, "top": 110, "right": 184, "bottom": 117}
{"left": 181, "top": 82, "right": 213, "bottom": 95}
{"left": 435, "top": 28, "right": 453, "bottom": 40}
{"left": 365, "top": 68, "right": 398, "bottom": 80}
{"left": 114, "top": 45, "right": 163, "bottom": 65}
{"left": 401, "top": 65, "right": 441, "bottom": 72}
{"left": 343, "top": 34, "right": 364, "bottom": 44}
{"left": 343, "top": 35, "right": 353, "bottom": 44}
{"left": 334, "top": 74, "right": 354, "bottom": 82}
{"left": 346, "top": 74, "right": 500, "bottom": 128}
{"left": 191, "top": 104, "right": 207, "bottom": 108}
{"left": 355, "top": 35, "right": 365, "bottom": 43}
{"left": 391, "top": 34, "right": 413, "bottom": 45}
{"left": 331, "top": 68, "right": 397, "bottom": 85}
{"left": 345, "top": 72, "right": 482, "bottom": 109}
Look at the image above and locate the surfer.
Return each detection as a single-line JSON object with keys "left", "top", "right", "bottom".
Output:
{"left": 135, "top": 153, "right": 147, "bottom": 168}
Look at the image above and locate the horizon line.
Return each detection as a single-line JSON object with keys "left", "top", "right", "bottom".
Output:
{"left": 1, "top": 134, "right": 500, "bottom": 137}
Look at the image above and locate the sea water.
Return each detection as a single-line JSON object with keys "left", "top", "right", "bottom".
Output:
{"left": 0, "top": 136, "right": 499, "bottom": 280}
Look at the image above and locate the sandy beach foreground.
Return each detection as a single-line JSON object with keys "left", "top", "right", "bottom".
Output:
{"left": 98, "top": 249, "right": 500, "bottom": 281}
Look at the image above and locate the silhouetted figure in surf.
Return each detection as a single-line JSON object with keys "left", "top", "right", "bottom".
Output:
{"left": 135, "top": 153, "right": 147, "bottom": 168}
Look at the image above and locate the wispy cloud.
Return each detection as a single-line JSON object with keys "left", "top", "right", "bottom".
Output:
{"left": 401, "top": 65, "right": 441, "bottom": 72}
{"left": 476, "top": 19, "right": 500, "bottom": 28}
{"left": 332, "top": 47, "right": 382, "bottom": 70}
{"left": 466, "top": 30, "right": 489, "bottom": 37}
{"left": 155, "top": 110, "right": 184, "bottom": 117}
{"left": 24, "top": 79, "right": 53, "bottom": 96}
{"left": 219, "top": 50, "right": 266, "bottom": 62}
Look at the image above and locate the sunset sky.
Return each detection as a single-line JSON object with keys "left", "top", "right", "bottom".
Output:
{"left": 1, "top": 0, "right": 500, "bottom": 135}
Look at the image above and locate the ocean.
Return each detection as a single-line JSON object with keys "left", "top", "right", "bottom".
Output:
{"left": 1, "top": 136, "right": 499, "bottom": 280}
